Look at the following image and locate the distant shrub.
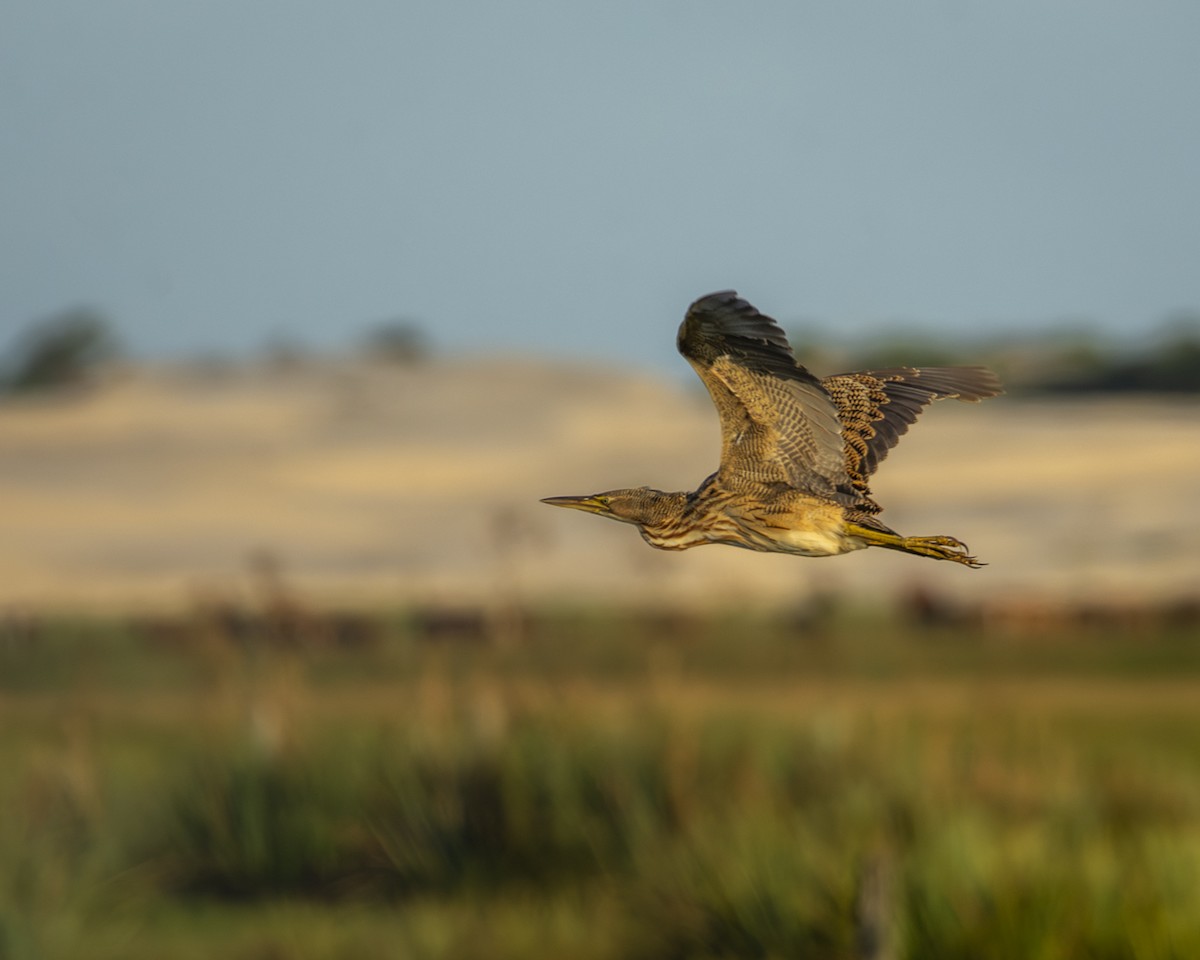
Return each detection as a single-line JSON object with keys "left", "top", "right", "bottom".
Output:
{"left": 360, "top": 318, "right": 430, "bottom": 363}
{"left": 1, "top": 307, "right": 119, "bottom": 393}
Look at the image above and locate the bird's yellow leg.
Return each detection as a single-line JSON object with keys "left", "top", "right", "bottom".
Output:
{"left": 846, "top": 523, "right": 984, "bottom": 568}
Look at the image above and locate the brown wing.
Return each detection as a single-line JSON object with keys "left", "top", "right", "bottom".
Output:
{"left": 821, "top": 366, "right": 1004, "bottom": 504}
{"left": 677, "top": 291, "right": 853, "bottom": 503}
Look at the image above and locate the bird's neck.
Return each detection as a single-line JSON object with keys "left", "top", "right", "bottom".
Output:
{"left": 639, "top": 524, "right": 710, "bottom": 551}
{"left": 637, "top": 488, "right": 725, "bottom": 551}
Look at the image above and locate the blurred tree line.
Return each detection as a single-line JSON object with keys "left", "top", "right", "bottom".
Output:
{"left": 1030, "top": 319, "right": 1200, "bottom": 393}
{"left": 2, "top": 305, "right": 1197, "bottom": 395}
{"left": 0, "top": 309, "right": 431, "bottom": 395}
{"left": 797, "top": 313, "right": 1200, "bottom": 395}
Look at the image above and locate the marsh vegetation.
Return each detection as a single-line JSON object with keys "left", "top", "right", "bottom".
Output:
{"left": 3, "top": 606, "right": 1198, "bottom": 958}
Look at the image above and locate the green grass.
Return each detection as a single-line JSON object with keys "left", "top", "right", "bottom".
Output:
{"left": 2, "top": 609, "right": 1199, "bottom": 958}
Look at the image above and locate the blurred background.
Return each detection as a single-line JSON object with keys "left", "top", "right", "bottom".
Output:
{"left": 3, "top": 3, "right": 1200, "bottom": 958}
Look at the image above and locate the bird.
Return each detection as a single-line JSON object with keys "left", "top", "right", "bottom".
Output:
{"left": 542, "top": 290, "right": 1003, "bottom": 567}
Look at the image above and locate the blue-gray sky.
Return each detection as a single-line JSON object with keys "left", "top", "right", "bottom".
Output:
{"left": 4, "top": 2, "right": 1199, "bottom": 371}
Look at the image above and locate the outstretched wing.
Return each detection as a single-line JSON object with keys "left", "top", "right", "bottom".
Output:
{"left": 677, "top": 291, "right": 852, "bottom": 503}
{"left": 821, "top": 366, "right": 1004, "bottom": 500}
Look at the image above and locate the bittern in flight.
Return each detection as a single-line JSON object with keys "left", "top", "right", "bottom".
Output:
{"left": 543, "top": 291, "right": 1003, "bottom": 567}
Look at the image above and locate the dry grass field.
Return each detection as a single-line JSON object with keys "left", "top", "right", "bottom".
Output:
{"left": 1, "top": 357, "right": 1197, "bottom": 614}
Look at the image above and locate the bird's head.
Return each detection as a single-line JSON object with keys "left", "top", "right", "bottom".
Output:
{"left": 542, "top": 487, "right": 707, "bottom": 550}
{"left": 541, "top": 487, "right": 668, "bottom": 526}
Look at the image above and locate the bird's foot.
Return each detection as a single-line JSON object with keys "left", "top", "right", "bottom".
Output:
{"left": 847, "top": 523, "right": 985, "bottom": 568}
{"left": 899, "top": 535, "right": 984, "bottom": 568}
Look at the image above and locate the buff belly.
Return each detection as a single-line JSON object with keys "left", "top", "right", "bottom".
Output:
{"left": 726, "top": 503, "right": 866, "bottom": 558}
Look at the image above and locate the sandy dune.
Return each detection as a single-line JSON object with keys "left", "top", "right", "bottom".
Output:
{"left": 1, "top": 358, "right": 1198, "bottom": 613}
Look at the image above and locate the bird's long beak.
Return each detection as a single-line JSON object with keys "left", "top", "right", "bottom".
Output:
{"left": 540, "top": 495, "right": 608, "bottom": 515}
